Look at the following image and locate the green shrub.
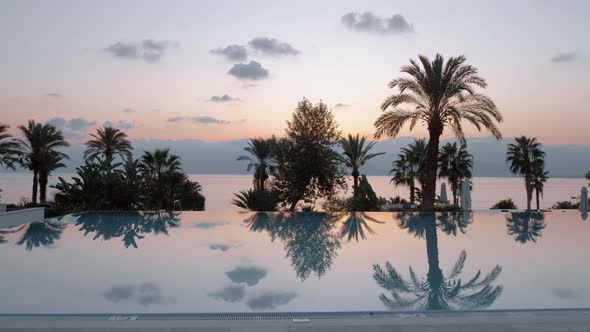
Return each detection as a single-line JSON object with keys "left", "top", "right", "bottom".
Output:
{"left": 491, "top": 198, "right": 517, "bottom": 209}
{"left": 232, "top": 189, "right": 280, "bottom": 211}
{"left": 552, "top": 201, "right": 579, "bottom": 209}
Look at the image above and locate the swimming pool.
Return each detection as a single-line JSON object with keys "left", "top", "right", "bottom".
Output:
{"left": 0, "top": 210, "right": 588, "bottom": 315}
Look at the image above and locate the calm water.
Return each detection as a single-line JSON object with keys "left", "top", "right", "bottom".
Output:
{"left": 0, "top": 211, "right": 588, "bottom": 314}
{"left": 0, "top": 173, "right": 587, "bottom": 210}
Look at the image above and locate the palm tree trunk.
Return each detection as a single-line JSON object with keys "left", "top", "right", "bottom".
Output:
{"left": 525, "top": 180, "right": 532, "bottom": 211}
{"left": 352, "top": 167, "right": 359, "bottom": 197}
{"left": 410, "top": 182, "right": 415, "bottom": 204}
{"left": 536, "top": 189, "right": 540, "bottom": 211}
{"left": 32, "top": 170, "right": 38, "bottom": 204}
{"left": 423, "top": 128, "right": 442, "bottom": 209}
{"left": 39, "top": 172, "right": 48, "bottom": 204}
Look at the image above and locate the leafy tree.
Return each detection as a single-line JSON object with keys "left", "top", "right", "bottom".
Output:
{"left": 348, "top": 175, "right": 381, "bottom": 211}
{"left": 84, "top": 126, "right": 133, "bottom": 161}
{"left": 506, "top": 136, "right": 545, "bottom": 210}
{"left": 337, "top": 134, "right": 384, "bottom": 196}
{"left": 273, "top": 98, "right": 346, "bottom": 211}
{"left": 232, "top": 189, "right": 279, "bottom": 211}
{"left": 390, "top": 139, "right": 427, "bottom": 204}
{"left": 531, "top": 164, "right": 549, "bottom": 211}
{"left": 490, "top": 198, "right": 517, "bottom": 210}
{"left": 375, "top": 212, "right": 502, "bottom": 310}
{"left": 374, "top": 54, "right": 503, "bottom": 208}
{"left": 237, "top": 138, "right": 276, "bottom": 191}
{"left": 16, "top": 120, "right": 69, "bottom": 204}
{"left": 505, "top": 211, "right": 546, "bottom": 244}
{"left": 0, "top": 123, "right": 20, "bottom": 170}
{"left": 438, "top": 141, "right": 473, "bottom": 206}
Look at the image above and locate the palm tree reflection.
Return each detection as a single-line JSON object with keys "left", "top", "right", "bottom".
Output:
{"left": 339, "top": 212, "right": 384, "bottom": 242}
{"left": 0, "top": 225, "right": 25, "bottom": 244}
{"left": 374, "top": 212, "right": 503, "bottom": 310}
{"left": 74, "top": 211, "right": 180, "bottom": 248}
{"left": 16, "top": 220, "right": 67, "bottom": 251}
{"left": 505, "top": 211, "right": 545, "bottom": 244}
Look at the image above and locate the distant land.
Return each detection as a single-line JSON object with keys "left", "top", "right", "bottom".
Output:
{"left": 3, "top": 136, "right": 590, "bottom": 178}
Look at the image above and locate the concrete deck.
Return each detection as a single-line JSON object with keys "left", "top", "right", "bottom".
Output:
{"left": 1, "top": 310, "right": 589, "bottom": 331}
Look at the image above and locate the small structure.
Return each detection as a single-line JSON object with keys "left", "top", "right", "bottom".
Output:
{"left": 461, "top": 180, "right": 471, "bottom": 212}
{"left": 440, "top": 183, "right": 449, "bottom": 205}
{"left": 0, "top": 207, "right": 45, "bottom": 228}
{"left": 580, "top": 187, "right": 589, "bottom": 217}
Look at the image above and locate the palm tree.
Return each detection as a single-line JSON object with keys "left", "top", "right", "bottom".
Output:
{"left": 16, "top": 120, "right": 69, "bottom": 204}
{"left": 389, "top": 139, "right": 427, "bottom": 204}
{"left": 338, "top": 212, "right": 384, "bottom": 242}
{"left": 374, "top": 54, "right": 503, "bottom": 208}
{"left": 374, "top": 212, "right": 502, "bottom": 310}
{"left": 438, "top": 142, "right": 473, "bottom": 206}
{"left": 337, "top": 134, "right": 384, "bottom": 196}
{"left": 506, "top": 136, "right": 545, "bottom": 211}
{"left": 531, "top": 164, "right": 549, "bottom": 211}
{"left": 140, "top": 148, "right": 182, "bottom": 209}
{"left": 232, "top": 189, "right": 279, "bottom": 211}
{"left": 16, "top": 221, "right": 67, "bottom": 251}
{"left": 38, "top": 150, "right": 68, "bottom": 203}
{"left": 0, "top": 123, "right": 20, "bottom": 170}
{"left": 585, "top": 171, "right": 590, "bottom": 187}
{"left": 237, "top": 138, "right": 275, "bottom": 191}
{"left": 84, "top": 126, "right": 133, "bottom": 161}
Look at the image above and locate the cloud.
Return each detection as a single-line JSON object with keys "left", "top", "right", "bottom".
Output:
{"left": 122, "top": 108, "right": 135, "bottom": 114}
{"left": 341, "top": 12, "right": 414, "bottom": 34}
{"left": 166, "top": 116, "right": 233, "bottom": 125}
{"left": 190, "top": 221, "right": 229, "bottom": 229}
{"left": 550, "top": 52, "right": 580, "bottom": 63}
{"left": 106, "top": 39, "right": 179, "bottom": 63}
{"left": 102, "top": 282, "right": 170, "bottom": 307}
{"left": 47, "top": 117, "right": 67, "bottom": 128}
{"left": 551, "top": 288, "right": 581, "bottom": 299}
{"left": 208, "top": 285, "right": 245, "bottom": 302}
{"left": 209, "top": 94, "right": 241, "bottom": 103}
{"left": 334, "top": 103, "right": 349, "bottom": 108}
{"left": 104, "top": 120, "right": 135, "bottom": 130}
{"left": 47, "top": 93, "right": 63, "bottom": 98}
{"left": 228, "top": 61, "right": 269, "bottom": 81}
{"left": 248, "top": 37, "right": 299, "bottom": 56}
{"left": 209, "top": 243, "right": 232, "bottom": 251}
{"left": 67, "top": 118, "right": 97, "bottom": 131}
{"left": 246, "top": 291, "right": 297, "bottom": 310}
{"left": 210, "top": 44, "right": 248, "bottom": 61}
{"left": 226, "top": 266, "right": 267, "bottom": 286}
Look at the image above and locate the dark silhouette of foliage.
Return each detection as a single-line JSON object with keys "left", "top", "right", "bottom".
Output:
{"left": 490, "top": 198, "right": 517, "bottom": 210}
{"left": 338, "top": 212, "right": 384, "bottom": 242}
{"left": 84, "top": 126, "right": 133, "bottom": 161}
{"left": 390, "top": 139, "right": 427, "bottom": 204}
{"left": 375, "top": 54, "right": 503, "bottom": 208}
{"left": 438, "top": 141, "right": 473, "bottom": 206}
{"left": 16, "top": 220, "right": 67, "bottom": 251}
{"left": 506, "top": 211, "right": 546, "bottom": 244}
{"left": 232, "top": 189, "right": 279, "bottom": 211}
{"left": 237, "top": 137, "right": 276, "bottom": 191}
{"left": 337, "top": 134, "right": 384, "bottom": 196}
{"left": 0, "top": 122, "right": 20, "bottom": 170}
{"left": 506, "top": 136, "right": 545, "bottom": 210}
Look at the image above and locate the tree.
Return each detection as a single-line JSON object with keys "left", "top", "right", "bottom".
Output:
{"left": 0, "top": 123, "right": 20, "bottom": 170}
{"left": 337, "top": 134, "right": 384, "bottom": 196}
{"left": 38, "top": 150, "right": 68, "bottom": 203}
{"left": 438, "top": 141, "right": 473, "bottom": 206}
{"left": 531, "top": 163, "right": 549, "bottom": 211}
{"left": 232, "top": 189, "right": 279, "bottom": 211}
{"left": 273, "top": 98, "right": 346, "bottom": 211}
{"left": 505, "top": 211, "right": 545, "bottom": 244}
{"left": 237, "top": 138, "right": 275, "bottom": 191}
{"left": 506, "top": 136, "right": 545, "bottom": 210}
{"left": 16, "top": 120, "right": 69, "bottom": 204}
{"left": 585, "top": 171, "right": 590, "bottom": 187}
{"left": 84, "top": 126, "right": 133, "bottom": 161}
{"left": 389, "top": 139, "right": 427, "bottom": 204}
{"left": 374, "top": 54, "right": 503, "bottom": 209}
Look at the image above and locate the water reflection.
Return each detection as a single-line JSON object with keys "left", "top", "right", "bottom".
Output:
{"left": 244, "top": 212, "right": 341, "bottom": 280}
{"left": 0, "top": 225, "right": 25, "bottom": 244}
{"left": 374, "top": 212, "right": 503, "bottom": 310}
{"left": 505, "top": 211, "right": 546, "bottom": 244}
{"left": 74, "top": 211, "right": 180, "bottom": 248}
{"left": 339, "top": 212, "right": 385, "bottom": 242}
{"left": 16, "top": 220, "right": 67, "bottom": 251}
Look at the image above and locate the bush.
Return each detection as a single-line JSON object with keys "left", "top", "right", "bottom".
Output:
{"left": 491, "top": 198, "right": 517, "bottom": 209}
{"left": 552, "top": 201, "right": 579, "bottom": 209}
{"left": 232, "top": 189, "right": 280, "bottom": 211}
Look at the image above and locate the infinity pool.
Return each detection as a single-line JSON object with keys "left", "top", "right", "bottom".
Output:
{"left": 0, "top": 211, "right": 588, "bottom": 314}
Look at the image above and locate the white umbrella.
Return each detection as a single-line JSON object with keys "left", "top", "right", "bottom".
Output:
{"left": 461, "top": 180, "right": 471, "bottom": 212}
{"left": 579, "top": 186, "right": 589, "bottom": 214}
{"left": 440, "top": 183, "right": 449, "bottom": 205}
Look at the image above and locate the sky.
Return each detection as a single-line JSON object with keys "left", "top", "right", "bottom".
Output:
{"left": 1, "top": 0, "right": 589, "bottom": 144}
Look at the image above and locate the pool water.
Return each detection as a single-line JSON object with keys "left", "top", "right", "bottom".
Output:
{"left": 0, "top": 211, "right": 588, "bottom": 314}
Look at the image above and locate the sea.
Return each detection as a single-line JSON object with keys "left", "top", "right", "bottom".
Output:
{"left": 0, "top": 173, "right": 587, "bottom": 211}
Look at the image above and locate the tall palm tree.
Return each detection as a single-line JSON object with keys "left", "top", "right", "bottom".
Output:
{"left": 237, "top": 138, "right": 275, "bottom": 191}
{"left": 389, "top": 139, "right": 427, "bottom": 204}
{"left": 84, "top": 126, "right": 133, "bottom": 161}
{"left": 16, "top": 120, "right": 69, "bottom": 204}
{"left": 0, "top": 123, "right": 20, "bottom": 170}
{"left": 531, "top": 164, "right": 549, "bottom": 211}
{"left": 438, "top": 141, "right": 473, "bottom": 206}
{"left": 374, "top": 54, "right": 503, "bottom": 208}
{"left": 506, "top": 136, "right": 545, "bottom": 211}
{"left": 337, "top": 134, "right": 384, "bottom": 196}
{"left": 16, "top": 221, "right": 67, "bottom": 251}
{"left": 38, "top": 150, "right": 68, "bottom": 203}
{"left": 140, "top": 148, "right": 182, "bottom": 209}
